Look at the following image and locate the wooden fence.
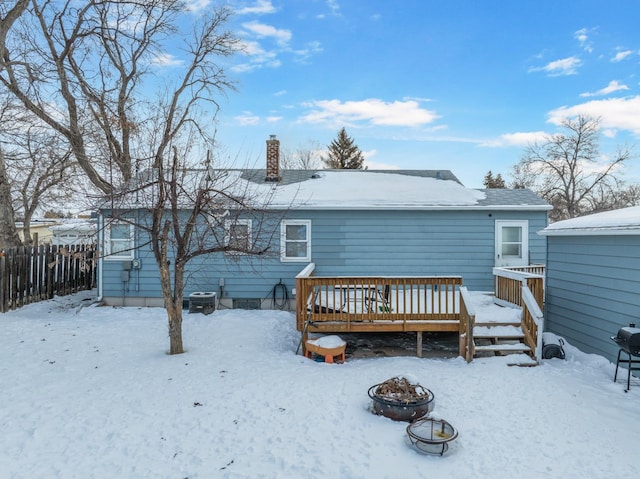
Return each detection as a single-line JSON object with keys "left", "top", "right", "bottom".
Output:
{"left": 0, "top": 243, "right": 97, "bottom": 313}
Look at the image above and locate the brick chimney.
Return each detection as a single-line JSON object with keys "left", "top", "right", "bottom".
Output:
{"left": 265, "top": 134, "right": 281, "bottom": 182}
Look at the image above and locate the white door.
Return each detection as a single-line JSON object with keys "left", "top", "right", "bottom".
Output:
{"left": 495, "top": 220, "right": 528, "bottom": 267}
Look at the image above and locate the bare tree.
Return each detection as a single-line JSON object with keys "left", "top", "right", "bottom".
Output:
{"left": 511, "top": 115, "right": 634, "bottom": 221}
{"left": 0, "top": 146, "right": 21, "bottom": 248}
{"left": 0, "top": 1, "right": 30, "bottom": 248}
{"left": 4, "top": 127, "right": 77, "bottom": 244}
{"left": 0, "top": 1, "right": 266, "bottom": 355}
{"left": 1, "top": 2, "right": 287, "bottom": 355}
{"left": 281, "top": 140, "right": 323, "bottom": 170}
{"left": 585, "top": 181, "right": 640, "bottom": 214}
{"left": 111, "top": 143, "right": 283, "bottom": 355}
{"left": 0, "top": 1, "right": 29, "bottom": 57}
{"left": 0, "top": 0, "right": 238, "bottom": 194}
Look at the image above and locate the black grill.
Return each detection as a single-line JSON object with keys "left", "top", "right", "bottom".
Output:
{"left": 611, "top": 325, "right": 640, "bottom": 391}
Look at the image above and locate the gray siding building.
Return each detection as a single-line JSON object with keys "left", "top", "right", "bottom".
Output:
{"left": 540, "top": 206, "right": 640, "bottom": 362}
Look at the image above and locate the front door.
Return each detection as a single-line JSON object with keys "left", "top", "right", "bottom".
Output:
{"left": 495, "top": 220, "right": 528, "bottom": 267}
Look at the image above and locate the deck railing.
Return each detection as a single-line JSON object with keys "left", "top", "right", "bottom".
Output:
{"left": 521, "top": 286, "right": 544, "bottom": 359}
{"left": 493, "top": 265, "right": 546, "bottom": 361}
{"left": 295, "top": 263, "right": 463, "bottom": 334}
{"left": 493, "top": 265, "right": 545, "bottom": 311}
{"left": 459, "top": 286, "right": 476, "bottom": 362}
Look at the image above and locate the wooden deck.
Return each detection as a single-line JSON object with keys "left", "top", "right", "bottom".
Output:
{"left": 295, "top": 264, "right": 472, "bottom": 357}
{"left": 295, "top": 263, "right": 544, "bottom": 362}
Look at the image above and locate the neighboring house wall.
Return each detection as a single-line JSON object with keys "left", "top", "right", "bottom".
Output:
{"left": 99, "top": 208, "right": 547, "bottom": 307}
{"left": 16, "top": 221, "right": 59, "bottom": 244}
{"left": 544, "top": 234, "right": 640, "bottom": 363}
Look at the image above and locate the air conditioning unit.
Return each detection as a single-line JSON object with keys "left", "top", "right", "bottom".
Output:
{"left": 188, "top": 292, "right": 216, "bottom": 315}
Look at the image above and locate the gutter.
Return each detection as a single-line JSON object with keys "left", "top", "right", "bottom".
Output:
{"left": 539, "top": 227, "right": 640, "bottom": 236}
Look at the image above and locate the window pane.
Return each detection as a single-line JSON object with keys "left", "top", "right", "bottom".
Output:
{"left": 502, "top": 227, "right": 521, "bottom": 242}
{"left": 111, "top": 240, "right": 129, "bottom": 255}
{"left": 286, "top": 224, "right": 306, "bottom": 241}
{"left": 111, "top": 224, "right": 130, "bottom": 240}
{"left": 286, "top": 242, "right": 307, "bottom": 258}
{"left": 229, "top": 224, "right": 249, "bottom": 250}
{"left": 502, "top": 244, "right": 522, "bottom": 257}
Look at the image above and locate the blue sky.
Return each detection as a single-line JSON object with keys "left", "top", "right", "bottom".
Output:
{"left": 192, "top": 0, "right": 640, "bottom": 188}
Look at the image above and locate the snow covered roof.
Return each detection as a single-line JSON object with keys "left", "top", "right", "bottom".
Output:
{"left": 539, "top": 206, "right": 640, "bottom": 236}
{"left": 49, "top": 221, "right": 97, "bottom": 234}
{"left": 239, "top": 169, "right": 550, "bottom": 211}
{"left": 104, "top": 168, "right": 550, "bottom": 211}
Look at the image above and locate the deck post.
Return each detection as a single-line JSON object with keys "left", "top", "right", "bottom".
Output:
{"left": 416, "top": 332, "right": 423, "bottom": 358}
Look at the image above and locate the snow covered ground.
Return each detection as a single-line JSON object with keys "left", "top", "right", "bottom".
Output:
{"left": 1, "top": 291, "right": 639, "bottom": 479}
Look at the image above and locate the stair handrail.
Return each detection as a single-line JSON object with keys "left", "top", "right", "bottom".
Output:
{"left": 459, "top": 286, "right": 476, "bottom": 362}
{"left": 521, "top": 285, "right": 544, "bottom": 360}
{"left": 493, "top": 266, "right": 545, "bottom": 311}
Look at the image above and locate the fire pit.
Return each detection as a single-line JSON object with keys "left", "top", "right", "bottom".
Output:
{"left": 406, "top": 417, "right": 458, "bottom": 455}
{"left": 368, "top": 377, "right": 434, "bottom": 422}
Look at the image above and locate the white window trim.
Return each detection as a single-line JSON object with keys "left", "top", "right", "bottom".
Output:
{"left": 225, "top": 219, "right": 252, "bottom": 254}
{"left": 495, "top": 220, "right": 529, "bottom": 267}
{"left": 104, "top": 221, "right": 135, "bottom": 261}
{"left": 280, "top": 219, "right": 311, "bottom": 262}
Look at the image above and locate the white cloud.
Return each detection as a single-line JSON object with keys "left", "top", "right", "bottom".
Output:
{"left": 150, "top": 53, "right": 184, "bottom": 67}
{"left": 236, "top": 0, "right": 276, "bottom": 15}
{"left": 184, "top": 0, "right": 211, "bottom": 12}
{"left": 234, "top": 112, "right": 261, "bottom": 125}
{"left": 364, "top": 150, "right": 402, "bottom": 170}
{"left": 266, "top": 116, "right": 282, "bottom": 123}
{"left": 580, "top": 80, "right": 629, "bottom": 97}
{"left": 529, "top": 56, "right": 581, "bottom": 76}
{"left": 611, "top": 49, "right": 635, "bottom": 62}
{"left": 299, "top": 98, "right": 439, "bottom": 127}
{"left": 327, "top": 0, "right": 340, "bottom": 15}
{"left": 274, "top": 90, "right": 287, "bottom": 97}
{"left": 480, "top": 131, "right": 548, "bottom": 148}
{"left": 574, "top": 28, "right": 593, "bottom": 53}
{"left": 548, "top": 95, "right": 640, "bottom": 135}
{"left": 242, "top": 21, "right": 292, "bottom": 46}
{"left": 364, "top": 160, "right": 400, "bottom": 169}
{"left": 232, "top": 40, "right": 281, "bottom": 72}
{"left": 292, "top": 41, "right": 323, "bottom": 63}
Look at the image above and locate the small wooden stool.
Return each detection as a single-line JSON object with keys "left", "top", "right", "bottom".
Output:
{"left": 305, "top": 336, "right": 347, "bottom": 363}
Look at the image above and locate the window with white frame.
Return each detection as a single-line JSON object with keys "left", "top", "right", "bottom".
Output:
{"left": 225, "top": 219, "right": 252, "bottom": 253}
{"left": 104, "top": 221, "right": 134, "bottom": 260}
{"left": 280, "top": 220, "right": 311, "bottom": 262}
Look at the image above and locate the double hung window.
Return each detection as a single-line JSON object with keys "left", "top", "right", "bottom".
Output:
{"left": 225, "top": 219, "right": 252, "bottom": 253}
{"left": 280, "top": 220, "right": 311, "bottom": 262}
{"left": 105, "top": 221, "right": 134, "bottom": 260}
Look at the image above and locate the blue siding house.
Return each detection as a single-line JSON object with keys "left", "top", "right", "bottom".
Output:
{"left": 540, "top": 206, "right": 640, "bottom": 363}
{"left": 98, "top": 136, "right": 550, "bottom": 308}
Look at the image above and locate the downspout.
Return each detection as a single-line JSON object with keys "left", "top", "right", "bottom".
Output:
{"left": 97, "top": 213, "right": 103, "bottom": 302}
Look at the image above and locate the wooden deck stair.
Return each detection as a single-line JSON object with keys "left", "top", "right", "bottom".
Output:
{"left": 472, "top": 309, "right": 535, "bottom": 363}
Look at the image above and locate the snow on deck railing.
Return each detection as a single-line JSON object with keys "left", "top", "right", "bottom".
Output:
{"left": 521, "top": 285, "right": 544, "bottom": 360}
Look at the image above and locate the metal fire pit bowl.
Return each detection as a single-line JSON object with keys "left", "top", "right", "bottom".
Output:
{"left": 368, "top": 384, "right": 434, "bottom": 422}
{"left": 406, "top": 417, "right": 458, "bottom": 456}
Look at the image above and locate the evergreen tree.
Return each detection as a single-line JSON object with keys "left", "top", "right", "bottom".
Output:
{"left": 322, "top": 127, "right": 365, "bottom": 169}
{"left": 483, "top": 170, "right": 506, "bottom": 188}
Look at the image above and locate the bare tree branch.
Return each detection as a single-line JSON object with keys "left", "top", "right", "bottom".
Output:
{"left": 511, "top": 115, "right": 634, "bottom": 221}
